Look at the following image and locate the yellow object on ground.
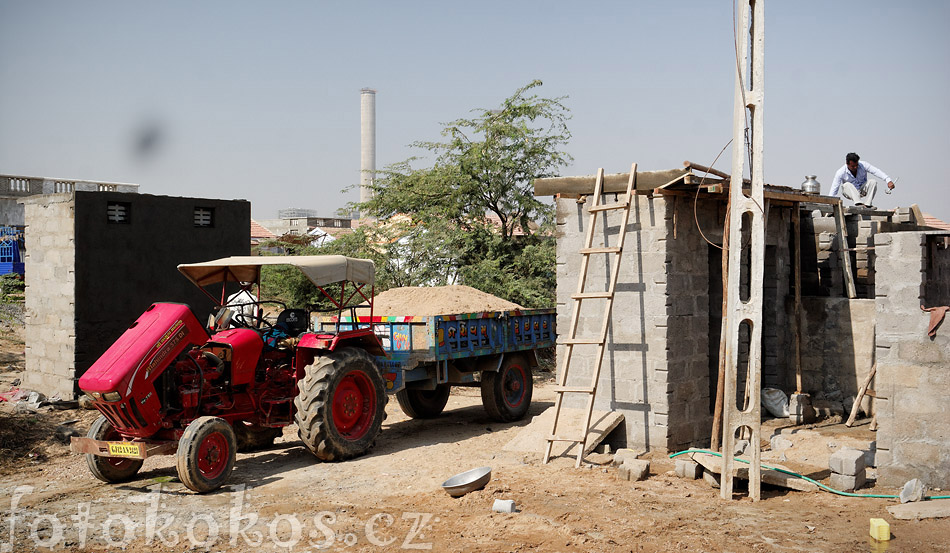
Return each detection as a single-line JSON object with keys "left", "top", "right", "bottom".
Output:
{"left": 869, "top": 518, "right": 890, "bottom": 541}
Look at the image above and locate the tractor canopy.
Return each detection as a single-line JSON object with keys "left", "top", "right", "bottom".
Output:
{"left": 177, "top": 255, "right": 375, "bottom": 290}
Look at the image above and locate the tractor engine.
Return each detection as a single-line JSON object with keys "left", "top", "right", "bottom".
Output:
{"left": 78, "top": 303, "right": 211, "bottom": 438}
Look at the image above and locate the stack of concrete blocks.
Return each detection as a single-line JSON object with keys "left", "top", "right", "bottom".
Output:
{"left": 20, "top": 194, "right": 76, "bottom": 399}
{"left": 554, "top": 193, "right": 715, "bottom": 452}
{"left": 815, "top": 229, "right": 844, "bottom": 297}
{"left": 614, "top": 448, "right": 650, "bottom": 481}
{"left": 853, "top": 217, "right": 878, "bottom": 296}
{"left": 829, "top": 448, "right": 867, "bottom": 491}
{"left": 874, "top": 231, "right": 950, "bottom": 488}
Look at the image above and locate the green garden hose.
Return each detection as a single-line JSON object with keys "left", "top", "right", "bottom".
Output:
{"left": 669, "top": 449, "right": 950, "bottom": 500}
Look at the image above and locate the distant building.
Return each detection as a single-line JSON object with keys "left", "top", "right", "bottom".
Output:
{"left": 0, "top": 174, "right": 140, "bottom": 227}
{"left": 257, "top": 216, "right": 353, "bottom": 238}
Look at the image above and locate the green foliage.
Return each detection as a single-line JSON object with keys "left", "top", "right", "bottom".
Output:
{"left": 352, "top": 80, "right": 570, "bottom": 308}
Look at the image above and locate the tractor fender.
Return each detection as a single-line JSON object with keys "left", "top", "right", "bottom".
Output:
{"left": 294, "top": 329, "right": 387, "bottom": 380}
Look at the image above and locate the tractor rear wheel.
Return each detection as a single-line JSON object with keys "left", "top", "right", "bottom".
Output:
{"left": 85, "top": 415, "right": 144, "bottom": 483}
{"left": 481, "top": 354, "right": 533, "bottom": 422}
{"left": 295, "top": 347, "right": 387, "bottom": 461}
{"left": 234, "top": 422, "right": 282, "bottom": 452}
{"left": 396, "top": 385, "right": 451, "bottom": 419}
{"left": 176, "top": 416, "right": 237, "bottom": 493}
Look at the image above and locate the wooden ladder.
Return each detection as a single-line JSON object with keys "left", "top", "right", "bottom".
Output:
{"left": 542, "top": 164, "right": 637, "bottom": 468}
{"left": 833, "top": 200, "right": 857, "bottom": 299}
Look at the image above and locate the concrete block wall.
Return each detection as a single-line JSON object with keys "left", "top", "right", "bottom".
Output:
{"left": 20, "top": 194, "right": 77, "bottom": 399}
{"left": 19, "top": 192, "right": 250, "bottom": 398}
{"left": 555, "top": 193, "right": 677, "bottom": 451}
{"left": 796, "top": 297, "right": 875, "bottom": 399}
{"left": 874, "top": 231, "right": 950, "bottom": 488}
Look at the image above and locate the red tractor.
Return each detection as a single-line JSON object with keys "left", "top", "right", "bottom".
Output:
{"left": 70, "top": 255, "right": 387, "bottom": 493}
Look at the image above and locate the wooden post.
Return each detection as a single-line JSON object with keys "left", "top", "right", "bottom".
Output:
{"left": 711, "top": 199, "right": 731, "bottom": 452}
{"left": 792, "top": 203, "right": 804, "bottom": 393}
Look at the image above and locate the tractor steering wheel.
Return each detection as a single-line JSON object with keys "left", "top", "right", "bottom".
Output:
{"left": 230, "top": 305, "right": 274, "bottom": 331}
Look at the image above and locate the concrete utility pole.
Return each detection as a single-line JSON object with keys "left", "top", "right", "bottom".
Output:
{"left": 360, "top": 88, "right": 376, "bottom": 220}
{"left": 721, "top": 0, "right": 766, "bottom": 502}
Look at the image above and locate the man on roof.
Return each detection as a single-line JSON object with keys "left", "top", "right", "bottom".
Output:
{"left": 829, "top": 152, "right": 895, "bottom": 208}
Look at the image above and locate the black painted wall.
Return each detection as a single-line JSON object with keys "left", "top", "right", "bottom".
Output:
{"left": 72, "top": 191, "right": 249, "bottom": 385}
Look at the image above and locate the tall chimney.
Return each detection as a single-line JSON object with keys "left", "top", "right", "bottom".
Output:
{"left": 360, "top": 88, "right": 376, "bottom": 219}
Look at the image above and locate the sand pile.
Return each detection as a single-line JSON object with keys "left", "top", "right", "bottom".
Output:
{"left": 370, "top": 285, "right": 522, "bottom": 317}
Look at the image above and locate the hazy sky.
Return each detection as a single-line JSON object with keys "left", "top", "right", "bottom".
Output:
{"left": 1, "top": 1, "right": 947, "bottom": 220}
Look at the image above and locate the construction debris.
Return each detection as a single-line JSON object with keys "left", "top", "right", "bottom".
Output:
{"left": 887, "top": 499, "right": 950, "bottom": 520}
{"left": 618, "top": 459, "right": 650, "bottom": 481}
{"left": 900, "top": 478, "right": 927, "bottom": 504}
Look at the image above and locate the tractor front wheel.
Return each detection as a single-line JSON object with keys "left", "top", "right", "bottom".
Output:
{"left": 295, "top": 347, "right": 387, "bottom": 461}
{"left": 85, "top": 415, "right": 144, "bottom": 483}
{"left": 481, "top": 355, "right": 533, "bottom": 422}
{"left": 396, "top": 385, "right": 451, "bottom": 419}
{"left": 176, "top": 416, "right": 237, "bottom": 493}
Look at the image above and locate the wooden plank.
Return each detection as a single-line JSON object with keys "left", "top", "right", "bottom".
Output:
{"left": 509, "top": 407, "right": 624, "bottom": 458}
{"left": 845, "top": 363, "right": 876, "bottom": 427}
{"left": 689, "top": 452, "right": 819, "bottom": 493}
{"left": 834, "top": 201, "right": 858, "bottom": 298}
{"left": 793, "top": 204, "right": 804, "bottom": 393}
{"left": 910, "top": 203, "right": 924, "bottom": 226}
{"left": 534, "top": 168, "right": 687, "bottom": 196}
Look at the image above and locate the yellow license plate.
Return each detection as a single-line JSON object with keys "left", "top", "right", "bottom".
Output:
{"left": 107, "top": 442, "right": 143, "bottom": 458}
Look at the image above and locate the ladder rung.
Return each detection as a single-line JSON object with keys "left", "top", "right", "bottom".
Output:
{"left": 559, "top": 337, "right": 603, "bottom": 345}
{"left": 588, "top": 201, "right": 629, "bottom": 213}
{"left": 547, "top": 435, "right": 586, "bottom": 443}
{"left": 571, "top": 291, "right": 613, "bottom": 299}
{"left": 579, "top": 247, "right": 621, "bottom": 254}
{"left": 554, "top": 386, "right": 595, "bottom": 394}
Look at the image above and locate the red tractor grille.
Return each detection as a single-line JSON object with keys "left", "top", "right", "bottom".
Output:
{"left": 98, "top": 400, "right": 148, "bottom": 430}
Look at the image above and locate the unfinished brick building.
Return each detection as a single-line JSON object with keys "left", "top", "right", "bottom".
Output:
{"left": 19, "top": 191, "right": 250, "bottom": 399}
{"left": 536, "top": 166, "right": 950, "bottom": 488}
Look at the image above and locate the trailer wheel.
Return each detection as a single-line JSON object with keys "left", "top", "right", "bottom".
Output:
{"left": 396, "top": 385, "right": 451, "bottom": 419}
{"left": 85, "top": 415, "right": 144, "bottom": 483}
{"left": 176, "top": 416, "right": 237, "bottom": 493}
{"left": 481, "top": 354, "right": 532, "bottom": 422}
{"left": 295, "top": 347, "right": 387, "bottom": 461}
{"left": 234, "top": 422, "right": 283, "bottom": 452}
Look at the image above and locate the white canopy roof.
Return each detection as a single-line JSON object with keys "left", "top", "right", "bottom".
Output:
{"left": 178, "top": 255, "right": 375, "bottom": 288}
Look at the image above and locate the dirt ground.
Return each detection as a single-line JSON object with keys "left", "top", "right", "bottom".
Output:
{"left": 0, "top": 332, "right": 947, "bottom": 552}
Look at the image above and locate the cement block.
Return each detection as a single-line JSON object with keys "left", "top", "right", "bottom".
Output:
{"left": 612, "top": 448, "right": 643, "bottom": 466}
{"left": 702, "top": 469, "right": 721, "bottom": 489}
{"left": 674, "top": 459, "right": 702, "bottom": 480}
{"left": 789, "top": 393, "right": 816, "bottom": 424}
{"left": 830, "top": 448, "right": 866, "bottom": 476}
{"left": 829, "top": 470, "right": 866, "bottom": 492}
{"left": 618, "top": 459, "right": 650, "bottom": 481}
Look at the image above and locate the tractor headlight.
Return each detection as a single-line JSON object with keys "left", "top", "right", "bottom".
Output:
{"left": 102, "top": 391, "right": 121, "bottom": 402}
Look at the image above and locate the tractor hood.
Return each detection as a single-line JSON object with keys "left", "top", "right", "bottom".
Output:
{"left": 177, "top": 255, "right": 375, "bottom": 288}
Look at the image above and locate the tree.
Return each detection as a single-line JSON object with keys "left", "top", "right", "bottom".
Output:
{"left": 355, "top": 80, "right": 571, "bottom": 308}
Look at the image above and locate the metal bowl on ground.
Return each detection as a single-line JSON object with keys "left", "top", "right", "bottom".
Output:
{"left": 441, "top": 466, "right": 492, "bottom": 497}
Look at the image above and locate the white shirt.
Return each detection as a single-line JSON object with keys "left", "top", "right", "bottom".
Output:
{"left": 830, "top": 161, "right": 891, "bottom": 197}
{"left": 226, "top": 289, "right": 257, "bottom": 319}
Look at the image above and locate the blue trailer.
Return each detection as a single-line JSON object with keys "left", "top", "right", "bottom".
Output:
{"left": 322, "top": 308, "right": 556, "bottom": 421}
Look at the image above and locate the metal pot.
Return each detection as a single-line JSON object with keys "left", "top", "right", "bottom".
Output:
{"left": 801, "top": 175, "right": 821, "bottom": 195}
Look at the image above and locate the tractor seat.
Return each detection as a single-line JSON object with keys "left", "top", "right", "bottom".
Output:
{"left": 276, "top": 309, "right": 310, "bottom": 336}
